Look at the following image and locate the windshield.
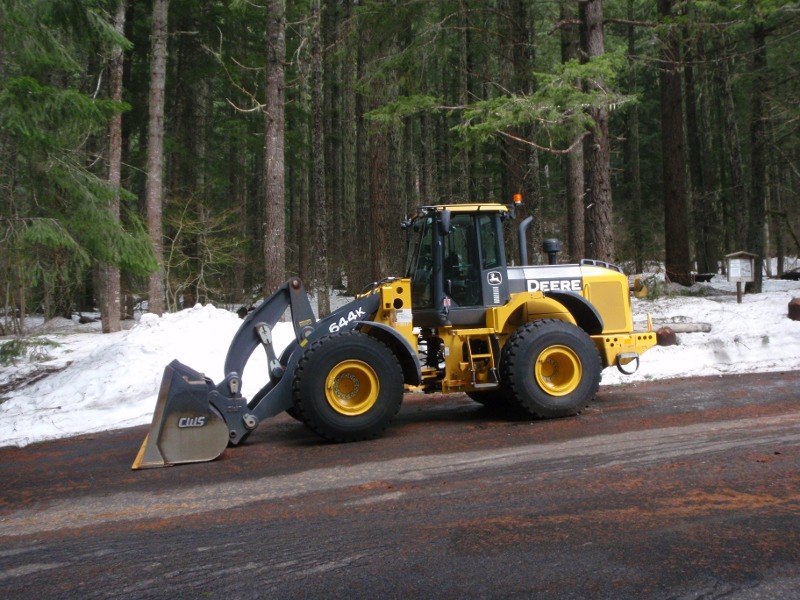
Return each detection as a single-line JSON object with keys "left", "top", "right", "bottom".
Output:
{"left": 407, "top": 215, "right": 434, "bottom": 308}
{"left": 405, "top": 215, "right": 429, "bottom": 278}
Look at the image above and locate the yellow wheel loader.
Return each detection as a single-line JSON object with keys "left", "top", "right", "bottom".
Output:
{"left": 133, "top": 202, "right": 658, "bottom": 469}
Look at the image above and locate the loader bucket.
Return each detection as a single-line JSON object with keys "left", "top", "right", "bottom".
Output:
{"left": 132, "top": 360, "right": 230, "bottom": 469}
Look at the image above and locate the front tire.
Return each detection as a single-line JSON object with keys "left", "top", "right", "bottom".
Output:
{"left": 292, "top": 331, "right": 403, "bottom": 442}
{"left": 501, "top": 319, "right": 601, "bottom": 418}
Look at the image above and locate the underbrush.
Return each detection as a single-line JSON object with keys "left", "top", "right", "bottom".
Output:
{"left": 0, "top": 337, "right": 60, "bottom": 366}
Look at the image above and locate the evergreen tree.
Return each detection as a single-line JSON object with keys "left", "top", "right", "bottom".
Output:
{"left": 0, "top": 0, "right": 154, "bottom": 326}
{"left": 3, "top": 0, "right": 800, "bottom": 320}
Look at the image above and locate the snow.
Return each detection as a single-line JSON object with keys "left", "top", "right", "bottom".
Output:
{"left": 2, "top": 274, "right": 800, "bottom": 449}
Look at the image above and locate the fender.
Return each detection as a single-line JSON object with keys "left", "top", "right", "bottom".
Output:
{"left": 488, "top": 291, "right": 576, "bottom": 335}
{"left": 544, "top": 290, "right": 604, "bottom": 335}
{"left": 355, "top": 321, "right": 422, "bottom": 386}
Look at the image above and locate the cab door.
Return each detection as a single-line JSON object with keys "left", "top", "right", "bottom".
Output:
{"left": 443, "top": 212, "right": 509, "bottom": 326}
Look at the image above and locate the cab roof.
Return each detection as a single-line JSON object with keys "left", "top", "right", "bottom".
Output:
{"left": 419, "top": 203, "right": 509, "bottom": 214}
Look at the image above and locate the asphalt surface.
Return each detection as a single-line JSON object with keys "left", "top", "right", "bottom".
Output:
{"left": 1, "top": 370, "right": 799, "bottom": 599}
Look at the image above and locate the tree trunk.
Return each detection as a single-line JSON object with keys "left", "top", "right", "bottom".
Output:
{"left": 292, "top": 20, "right": 310, "bottom": 284}
{"left": 340, "top": 0, "right": 358, "bottom": 287}
{"left": 746, "top": 13, "right": 768, "bottom": 293}
{"left": 684, "top": 23, "right": 721, "bottom": 277}
{"left": 323, "top": 0, "right": 343, "bottom": 288}
{"left": 311, "top": 0, "right": 330, "bottom": 316}
{"left": 457, "top": 0, "right": 470, "bottom": 202}
{"left": 352, "top": 24, "right": 371, "bottom": 292}
{"left": 772, "top": 163, "right": 785, "bottom": 276}
{"left": 657, "top": 0, "right": 692, "bottom": 286}
{"left": 622, "top": 0, "right": 649, "bottom": 273}
{"left": 263, "top": 0, "right": 286, "bottom": 298}
{"left": 231, "top": 132, "right": 248, "bottom": 306}
{"left": 369, "top": 109, "right": 390, "bottom": 281}
{"left": 192, "top": 61, "right": 210, "bottom": 307}
{"left": 98, "top": 0, "right": 125, "bottom": 332}
{"left": 714, "top": 46, "right": 747, "bottom": 252}
{"left": 561, "top": 1, "right": 585, "bottom": 262}
{"left": 420, "top": 111, "right": 439, "bottom": 204}
{"left": 683, "top": 40, "right": 705, "bottom": 272}
{"left": 526, "top": 149, "right": 543, "bottom": 264}
{"left": 500, "top": 0, "right": 536, "bottom": 263}
{"left": 580, "top": 0, "right": 614, "bottom": 263}
{"left": 145, "top": 0, "right": 169, "bottom": 316}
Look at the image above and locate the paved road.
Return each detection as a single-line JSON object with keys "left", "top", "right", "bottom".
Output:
{"left": 1, "top": 371, "right": 799, "bottom": 599}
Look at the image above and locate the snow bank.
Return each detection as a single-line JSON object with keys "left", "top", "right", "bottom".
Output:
{"left": 603, "top": 280, "right": 800, "bottom": 384}
{"left": 0, "top": 304, "right": 294, "bottom": 447}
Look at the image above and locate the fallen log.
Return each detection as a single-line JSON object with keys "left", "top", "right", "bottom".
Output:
{"left": 651, "top": 321, "right": 712, "bottom": 333}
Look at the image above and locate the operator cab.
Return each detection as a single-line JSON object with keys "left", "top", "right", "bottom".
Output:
{"left": 404, "top": 204, "right": 511, "bottom": 328}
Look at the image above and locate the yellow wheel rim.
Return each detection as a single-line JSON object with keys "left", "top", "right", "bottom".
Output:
{"left": 325, "top": 360, "right": 380, "bottom": 416}
{"left": 534, "top": 345, "right": 582, "bottom": 396}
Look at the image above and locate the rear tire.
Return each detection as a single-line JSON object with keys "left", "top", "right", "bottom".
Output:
{"left": 501, "top": 319, "right": 601, "bottom": 418}
{"left": 292, "top": 331, "right": 403, "bottom": 442}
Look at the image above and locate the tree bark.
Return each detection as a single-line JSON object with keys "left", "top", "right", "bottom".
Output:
{"left": 420, "top": 111, "right": 439, "bottom": 204}
{"left": 746, "top": 13, "right": 768, "bottom": 293}
{"left": 580, "top": 0, "right": 614, "bottom": 263}
{"left": 622, "top": 0, "right": 644, "bottom": 272}
{"left": 685, "top": 31, "right": 721, "bottom": 276}
{"left": 657, "top": 0, "right": 692, "bottom": 286}
{"left": 457, "top": 0, "right": 471, "bottom": 202}
{"left": 684, "top": 33, "right": 719, "bottom": 273}
{"left": 340, "top": 0, "right": 358, "bottom": 288}
{"left": 98, "top": 0, "right": 125, "bottom": 332}
{"left": 500, "top": 0, "right": 537, "bottom": 263}
{"left": 263, "top": 0, "right": 287, "bottom": 298}
{"left": 323, "top": 0, "right": 343, "bottom": 288}
{"left": 145, "top": 0, "right": 169, "bottom": 316}
{"left": 713, "top": 45, "right": 747, "bottom": 252}
{"left": 369, "top": 109, "right": 389, "bottom": 281}
{"left": 311, "top": 0, "right": 330, "bottom": 315}
{"left": 561, "top": 1, "right": 585, "bottom": 262}
{"left": 772, "top": 163, "right": 785, "bottom": 276}
{"left": 352, "top": 23, "right": 371, "bottom": 292}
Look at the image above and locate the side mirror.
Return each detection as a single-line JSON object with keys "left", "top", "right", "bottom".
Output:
{"left": 438, "top": 210, "right": 451, "bottom": 237}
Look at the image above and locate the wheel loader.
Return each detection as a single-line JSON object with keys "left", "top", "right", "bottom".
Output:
{"left": 133, "top": 201, "right": 658, "bottom": 469}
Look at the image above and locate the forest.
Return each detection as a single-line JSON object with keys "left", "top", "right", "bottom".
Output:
{"left": 1, "top": 0, "right": 798, "bottom": 334}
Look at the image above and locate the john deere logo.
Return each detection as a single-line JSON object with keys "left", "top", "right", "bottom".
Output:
{"left": 527, "top": 278, "right": 582, "bottom": 293}
{"left": 487, "top": 271, "right": 502, "bottom": 286}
